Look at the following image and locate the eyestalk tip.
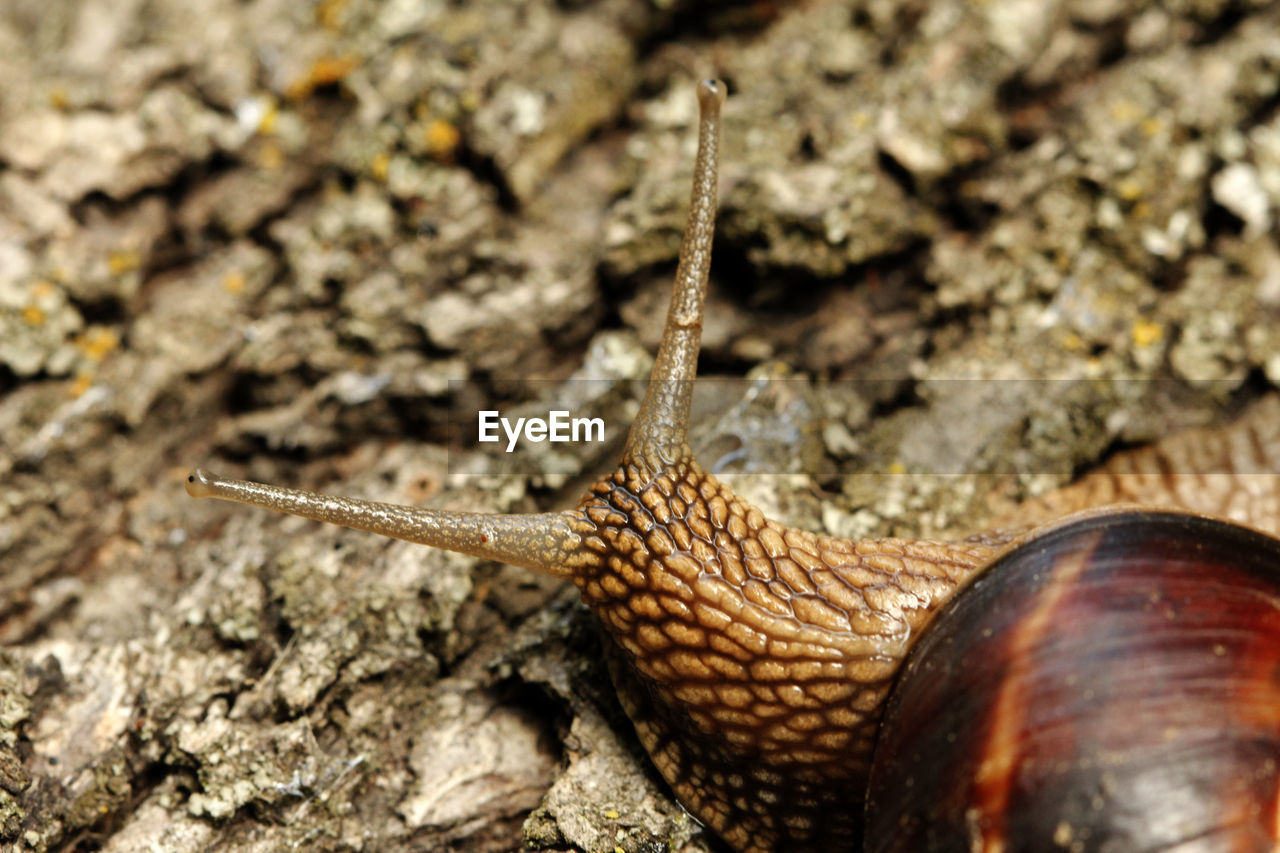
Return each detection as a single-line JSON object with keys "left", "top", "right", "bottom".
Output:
{"left": 186, "top": 468, "right": 218, "bottom": 498}
{"left": 697, "top": 78, "right": 726, "bottom": 114}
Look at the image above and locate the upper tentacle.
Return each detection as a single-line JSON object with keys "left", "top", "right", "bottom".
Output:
{"left": 623, "top": 79, "right": 726, "bottom": 473}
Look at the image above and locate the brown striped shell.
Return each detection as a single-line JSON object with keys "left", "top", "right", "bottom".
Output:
{"left": 867, "top": 511, "right": 1280, "bottom": 852}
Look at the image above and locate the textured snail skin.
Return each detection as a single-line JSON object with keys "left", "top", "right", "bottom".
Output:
{"left": 574, "top": 455, "right": 992, "bottom": 850}
{"left": 867, "top": 511, "right": 1280, "bottom": 852}
{"left": 186, "top": 82, "right": 1280, "bottom": 852}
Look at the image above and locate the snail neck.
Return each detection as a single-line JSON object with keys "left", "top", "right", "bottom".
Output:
{"left": 572, "top": 455, "right": 995, "bottom": 851}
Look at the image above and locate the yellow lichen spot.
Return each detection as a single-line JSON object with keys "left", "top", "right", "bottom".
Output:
{"left": 1116, "top": 179, "right": 1142, "bottom": 201}
{"left": 286, "top": 55, "right": 359, "bottom": 101}
{"left": 1131, "top": 319, "right": 1163, "bottom": 348}
{"left": 107, "top": 250, "right": 140, "bottom": 276}
{"left": 1061, "top": 331, "right": 1086, "bottom": 352}
{"left": 48, "top": 87, "right": 70, "bottom": 110}
{"left": 258, "top": 140, "right": 284, "bottom": 170}
{"left": 1109, "top": 100, "right": 1141, "bottom": 123}
{"left": 315, "top": 0, "right": 348, "bottom": 30}
{"left": 1140, "top": 117, "right": 1164, "bottom": 138}
{"left": 603, "top": 808, "right": 620, "bottom": 819}
{"left": 223, "top": 271, "right": 246, "bottom": 295}
{"left": 886, "top": 461, "right": 906, "bottom": 475}
{"left": 370, "top": 151, "right": 390, "bottom": 182}
{"left": 21, "top": 305, "right": 45, "bottom": 326}
{"left": 257, "top": 99, "right": 279, "bottom": 135}
{"left": 425, "top": 119, "right": 461, "bottom": 160}
{"left": 311, "top": 55, "right": 358, "bottom": 86}
{"left": 69, "top": 372, "right": 93, "bottom": 398}
{"left": 76, "top": 326, "right": 120, "bottom": 363}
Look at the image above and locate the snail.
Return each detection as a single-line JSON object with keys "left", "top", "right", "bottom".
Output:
{"left": 186, "top": 80, "right": 1280, "bottom": 852}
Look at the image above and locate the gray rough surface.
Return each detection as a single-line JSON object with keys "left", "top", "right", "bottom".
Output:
{"left": 2, "top": 0, "right": 1278, "bottom": 851}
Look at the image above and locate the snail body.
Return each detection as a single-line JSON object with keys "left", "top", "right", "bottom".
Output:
{"left": 187, "top": 81, "right": 1280, "bottom": 852}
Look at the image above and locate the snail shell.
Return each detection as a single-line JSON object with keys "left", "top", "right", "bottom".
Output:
{"left": 867, "top": 510, "right": 1280, "bottom": 852}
